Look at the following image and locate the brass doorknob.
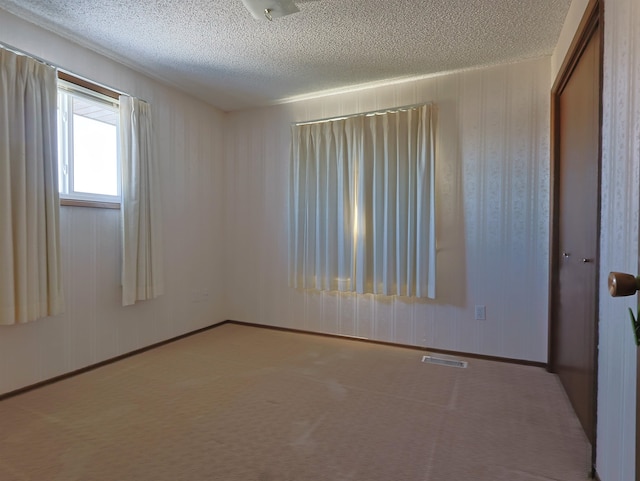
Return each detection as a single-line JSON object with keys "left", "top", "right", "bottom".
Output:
{"left": 608, "top": 272, "right": 640, "bottom": 297}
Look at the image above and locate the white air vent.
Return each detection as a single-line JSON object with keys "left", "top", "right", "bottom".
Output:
{"left": 421, "top": 355, "right": 468, "bottom": 368}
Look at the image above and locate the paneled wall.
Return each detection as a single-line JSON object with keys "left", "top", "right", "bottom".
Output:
{"left": 0, "top": 11, "right": 227, "bottom": 395}
{"left": 596, "top": 0, "right": 640, "bottom": 478}
{"left": 224, "top": 57, "right": 551, "bottom": 363}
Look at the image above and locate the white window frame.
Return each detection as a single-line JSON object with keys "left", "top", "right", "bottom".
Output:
{"left": 57, "top": 79, "right": 121, "bottom": 205}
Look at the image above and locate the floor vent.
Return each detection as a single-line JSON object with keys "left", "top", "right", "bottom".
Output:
{"left": 421, "top": 355, "right": 468, "bottom": 368}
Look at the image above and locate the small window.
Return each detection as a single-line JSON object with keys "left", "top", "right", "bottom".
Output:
{"left": 57, "top": 79, "right": 120, "bottom": 204}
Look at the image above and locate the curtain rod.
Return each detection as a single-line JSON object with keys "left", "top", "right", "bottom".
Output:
{"left": 0, "top": 41, "right": 56, "bottom": 68}
{"left": 0, "top": 41, "right": 145, "bottom": 103}
{"left": 293, "top": 101, "right": 434, "bottom": 126}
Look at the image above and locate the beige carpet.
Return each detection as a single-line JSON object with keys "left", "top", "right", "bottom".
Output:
{"left": 0, "top": 323, "right": 590, "bottom": 481}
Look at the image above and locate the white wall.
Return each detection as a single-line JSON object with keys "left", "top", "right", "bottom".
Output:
{"left": 224, "top": 57, "right": 551, "bottom": 363}
{"left": 0, "top": 10, "right": 227, "bottom": 395}
{"left": 596, "top": 0, "right": 640, "bottom": 478}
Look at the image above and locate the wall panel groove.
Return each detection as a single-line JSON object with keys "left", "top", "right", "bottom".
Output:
{"left": 595, "top": 0, "right": 640, "bottom": 476}
{"left": 0, "top": 10, "right": 227, "bottom": 395}
{"left": 224, "top": 57, "right": 551, "bottom": 362}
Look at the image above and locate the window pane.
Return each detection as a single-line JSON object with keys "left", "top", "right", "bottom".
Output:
{"left": 72, "top": 97, "right": 118, "bottom": 196}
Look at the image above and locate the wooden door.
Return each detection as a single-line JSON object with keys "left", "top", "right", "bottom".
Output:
{"left": 549, "top": 0, "right": 602, "bottom": 469}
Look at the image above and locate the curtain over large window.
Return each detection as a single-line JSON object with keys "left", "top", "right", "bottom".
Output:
{"left": 120, "top": 96, "right": 164, "bottom": 306}
{"left": 0, "top": 47, "right": 64, "bottom": 324}
{"left": 290, "top": 103, "right": 436, "bottom": 299}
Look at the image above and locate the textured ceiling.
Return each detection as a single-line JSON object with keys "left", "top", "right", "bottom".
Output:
{"left": 0, "top": 0, "right": 571, "bottom": 111}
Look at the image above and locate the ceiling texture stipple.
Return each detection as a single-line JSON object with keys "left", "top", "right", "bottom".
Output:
{"left": 0, "top": 0, "right": 571, "bottom": 111}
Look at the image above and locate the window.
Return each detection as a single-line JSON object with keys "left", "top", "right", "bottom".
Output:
{"left": 289, "top": 103, "right": 437, "bottom": 299}
{"left": 57, "top": 76, "right": 120, "bottom": 205}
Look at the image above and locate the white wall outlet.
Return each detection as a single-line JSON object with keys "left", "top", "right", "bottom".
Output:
{"left": 475, "top": 305, "right": 486, "bottom": 320}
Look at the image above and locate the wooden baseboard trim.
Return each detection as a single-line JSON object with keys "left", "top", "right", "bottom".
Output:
{"left": 0, "top": 320, "right": 231, "bottom": 401}
{"left": 226, "top": 320, "right": 548, "bottom": 369}
{"left": 0, "top": 318, "right": 548, "bottom": 401}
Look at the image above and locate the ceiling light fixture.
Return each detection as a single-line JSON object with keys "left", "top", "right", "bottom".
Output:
{"left": 240, "top": 0, "right": 299, "bottom": 21}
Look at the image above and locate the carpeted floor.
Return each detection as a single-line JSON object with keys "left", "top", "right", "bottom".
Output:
{"left": 0, "top": 323, "right": 591, "bottom": 480}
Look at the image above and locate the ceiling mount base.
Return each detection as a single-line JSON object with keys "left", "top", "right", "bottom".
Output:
{"left": 241, "top": 0, "right": 299, "bottom": 21}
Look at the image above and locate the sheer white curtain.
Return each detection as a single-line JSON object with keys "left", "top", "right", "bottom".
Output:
{"left": 289, "top": 119, "right": 357, "bottom": 291}
{"left": 120, "top": 96, "right": 164, "bottom": 306}
{"left": 0, "top": 47, "right": 65, "bottom": 324}
{"left": 290, "top": 104, "right": 436, "bottom": 298}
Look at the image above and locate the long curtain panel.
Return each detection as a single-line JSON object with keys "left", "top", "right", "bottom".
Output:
{"left": 289, "top": 119, "right": 357, "bottom": 291}
{"left": 120, "top": 96, "right": 164, "bottom": 306}
{"left": 0, "top": 47, "right": 65, "bottom": 324}
{"left": 290, "top": 104, "right": 436, "bottom": 298}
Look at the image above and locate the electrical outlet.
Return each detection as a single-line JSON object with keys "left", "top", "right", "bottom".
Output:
{"left": 475, "top": 305, "right": 486, "bottom": 320}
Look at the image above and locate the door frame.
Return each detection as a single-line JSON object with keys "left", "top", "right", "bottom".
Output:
{"left": 548, "top": 0, "right": 604, "bottom": 474}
